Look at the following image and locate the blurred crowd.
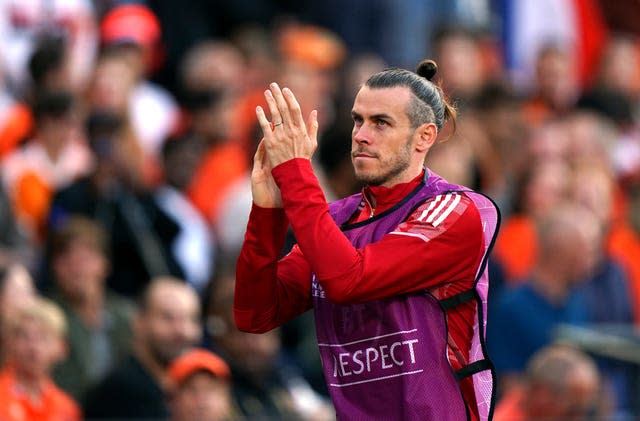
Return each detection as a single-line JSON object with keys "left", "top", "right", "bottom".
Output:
{"left": 1, "top": 0, "right": 640, "bottom": 420}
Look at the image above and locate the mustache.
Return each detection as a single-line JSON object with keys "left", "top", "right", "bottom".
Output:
{"left": 351, "top": 148, "right": 379, "bottom": 158}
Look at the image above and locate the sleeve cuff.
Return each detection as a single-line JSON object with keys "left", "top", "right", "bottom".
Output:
{"left": 272, "top": 158, "right": 314, "bottom": 185}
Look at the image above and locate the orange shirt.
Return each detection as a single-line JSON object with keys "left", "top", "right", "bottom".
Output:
{"left": 187, "top": 142, "right": 248, "bottom": 224}
{"left": 607, "top": 221, "right": 640, "bottom": 324}
{"left": 493, "top": 387, "right": 526, "bottom": 421}
{"left": 0, "top": 366, "right": 81, "bottom": 421}
{"left": 0, "top": 103, "right": 33, "bottom": 158}
{"left": 493, "top": 214, "right": 538, "bottom": 284}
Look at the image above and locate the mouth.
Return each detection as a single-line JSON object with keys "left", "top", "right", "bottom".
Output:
{"left": 352, "top": 151, "right": 377, "bottom": 159}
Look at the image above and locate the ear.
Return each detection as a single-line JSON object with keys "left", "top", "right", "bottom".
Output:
{"left": 414, "top": 122, "right": 438, "bottom": 153}
{"left": 58, "top": 337, "right": 69, "bottom": 361}
{"left": 50, "top": 335, "right": 69, "bottom": 365}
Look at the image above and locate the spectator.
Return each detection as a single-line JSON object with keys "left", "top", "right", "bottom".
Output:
{"left": 500, "top": 0, "right": 608, "bottom": 95}
{"left": 181, "top": 87, "right": 248, "bottom": 226}
{"left": 82, "top": 276, "right": 201, "bottom": 420}
{"left": 27, "top": 34, "right": 74, "bottom": 102}
{"left": 177, "top": 39, "right": 246, "bottom": 96}
{"left": 1, "top": 90, "right": 92, "bottom": 243}
{"left": 167, "top": 348, "right": 236, "bottom": 421}
{"left": 428, "top": 29, "right": 508, "bottom": 203}
{"left": 568, "top": 163, "right": 633, "bottom": 323}
{"left": 521, "top": 43, "right": 580, "bottom": 129}
{"left": 86, "top": 43, "right": 156, "bottom": 185}
{"left": 0, "top": 32, "right": 72, "bottom": 162}
{"left": 493, "top": 159, "right": 572, "bottom": 283}
{"left": 0, "top": 296, "right": 81, "bottom": 421}
{"left": 99, "top": 3, "right": 179, "bottom": 184}
{"left": 0, "top": 0, "right": 97, "bottom": 97}
{"left": 228, "top": 26, "right": 280, "bottom": 151}
{"left": 566, "top": 163, "right": 636, "bottom": 413}
{"left": 432, "top": 25, "right": 489, "bottom": 104}
{"left": 494, "top": 345, "right": 605, "bottom": 421}
{"left": 155, "top": 137, "right": 215, "bottom": 295}
{"left": 592, "top": 34, "right": 640, "bottom": 103}
{"left": 488, "top": 203, "right": 593, "bottom": 390}
{"left": 207, "top": 270, "right": 333, "bottom": 420}
{"left": 468, "top": 82, "right": 528, "bottom": 212}
{"left": 48, "top": 216, "right": 134, "bottom": 400}
{"left": 49, "top": 110, "right": 183, "bottom": 297}
{"left": 276, "top": 22, "right": 346, "bottom": 131}
{"left": 177, "top": 40, "right": 249, "bottom": 226}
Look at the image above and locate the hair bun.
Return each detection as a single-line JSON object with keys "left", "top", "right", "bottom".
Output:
{"left": 416, "top": 59, "right": 438, "bottom": 81}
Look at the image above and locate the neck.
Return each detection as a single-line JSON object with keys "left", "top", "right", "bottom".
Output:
{"left": 13, "top": 368, "right": 45, "bottom": 399}
{"left": 355, "top": 170, "right": 423, "bottom": 223}
{"left": 41, "top": 134, "right": 65, "bottom": 162}
{"left": 531, "top": 264, "right": 571, "bottom": 304}
{"left": 74, "top": 291, "right": 104, "bottom": 328}
{"left": 379, "top": 165, "right": 424, "bottom": 189}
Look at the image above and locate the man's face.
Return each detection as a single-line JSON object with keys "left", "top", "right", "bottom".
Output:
{"left": 138, "top": 283, "right": 201, "bottom": 366}
{"left": 350, "top": 86, "right": 418, "bottom": 187}
{"left": 53, "top": 242, "right": 108, "bottom": 303}
{"left": 170, "top": 372, "right": 231, "bottom": 421}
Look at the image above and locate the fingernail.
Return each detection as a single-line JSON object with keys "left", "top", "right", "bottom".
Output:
{"left": 270, "top": 82, "right": 278, "bottom": 89}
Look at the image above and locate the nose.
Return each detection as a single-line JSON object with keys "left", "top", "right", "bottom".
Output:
{"left": 353, "top": 124, "right": 371, "bottom": 145}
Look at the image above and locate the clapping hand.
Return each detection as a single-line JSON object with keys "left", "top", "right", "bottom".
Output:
{"left": 251, "top": 83, "right": 318, "bottom": 208}
{"left": 256, "top": 83, "right": 318, "bottom": 168}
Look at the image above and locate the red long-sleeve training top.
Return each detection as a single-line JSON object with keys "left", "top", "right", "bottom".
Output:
{"left": 235, "top": 158, "right": 484, "bottom": 420}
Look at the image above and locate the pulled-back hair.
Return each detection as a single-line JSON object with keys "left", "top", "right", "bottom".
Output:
{"left": 364, "top": 59, "right": 456, "bottom": 132}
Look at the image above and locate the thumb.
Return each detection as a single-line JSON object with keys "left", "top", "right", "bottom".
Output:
{"left": 253, "top": 139, "right": 266, "bottom": 168}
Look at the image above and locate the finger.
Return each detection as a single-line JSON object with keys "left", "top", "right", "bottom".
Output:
{"left": 255, "top": 106, "right": 273, "bottom": 136}
{"left": 263, "top": 88, "right": 282, "bottom": 127}
{"left": 269, "top": 83, "right": 293, "bottom": 128}
{"left": 283, "top": 87, "right": 306, "bottom": 131}
{"left": 308, "top": 110, "right": 319, "bottom": 143}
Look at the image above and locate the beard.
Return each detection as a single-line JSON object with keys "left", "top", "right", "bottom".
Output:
{"left": 353, "top": 136, "right": 413, "bottom": 186}
{"left": 147, "top": 337, "right": 192, "bottom": 367}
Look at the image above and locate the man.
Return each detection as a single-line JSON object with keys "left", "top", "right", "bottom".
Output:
{"left": 235, "top": 60, "right": 500, "bottom": 420}
{"left": 48, "top": 216, "right": 133, "bottom": 400}
{"left": 83, "top": 277, "right": 201, "bottom": 419}
{"left": 210, "top": 270, "right": 332, "bottom": 420}
{"left": 2, "top": 90, "right": 91, "bottom": 242}
{"left": 494, "top": 345, "right": 603, "bottom": 421}
{"left": 166, "top": 348, "right": 235, "bottom": 421}
{"left": 49, "top": 110, "right": 184, "bottom": 298}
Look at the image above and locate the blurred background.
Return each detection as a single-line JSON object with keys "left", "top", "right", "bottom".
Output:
{"left": 1, "top": 0, "right": 640, "bottom": 420}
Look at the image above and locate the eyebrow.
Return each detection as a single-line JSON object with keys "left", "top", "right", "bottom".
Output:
{"left": 351, "top": 111, "right": 395, "bottom": 122}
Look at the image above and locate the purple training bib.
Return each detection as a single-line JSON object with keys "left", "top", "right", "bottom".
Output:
{"left": 312, "top": 170, "right": 499, "bottom": 421}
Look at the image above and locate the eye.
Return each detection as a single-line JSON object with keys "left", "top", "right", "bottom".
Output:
{"left": 352, "top": 115, "right": 363, "bottom": 126}
{"left": 375, "top": 119, "right": 388, "bottom": 127}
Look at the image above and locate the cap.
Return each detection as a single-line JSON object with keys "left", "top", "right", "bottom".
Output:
{"left": 168, "top": 348, "right": 231, "bottom": 386}
{"left": 100, "top": 4, "right": 161, "bottom": 48}
{"left": 277, "top": 24, "right": 347, "bottom": 70}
